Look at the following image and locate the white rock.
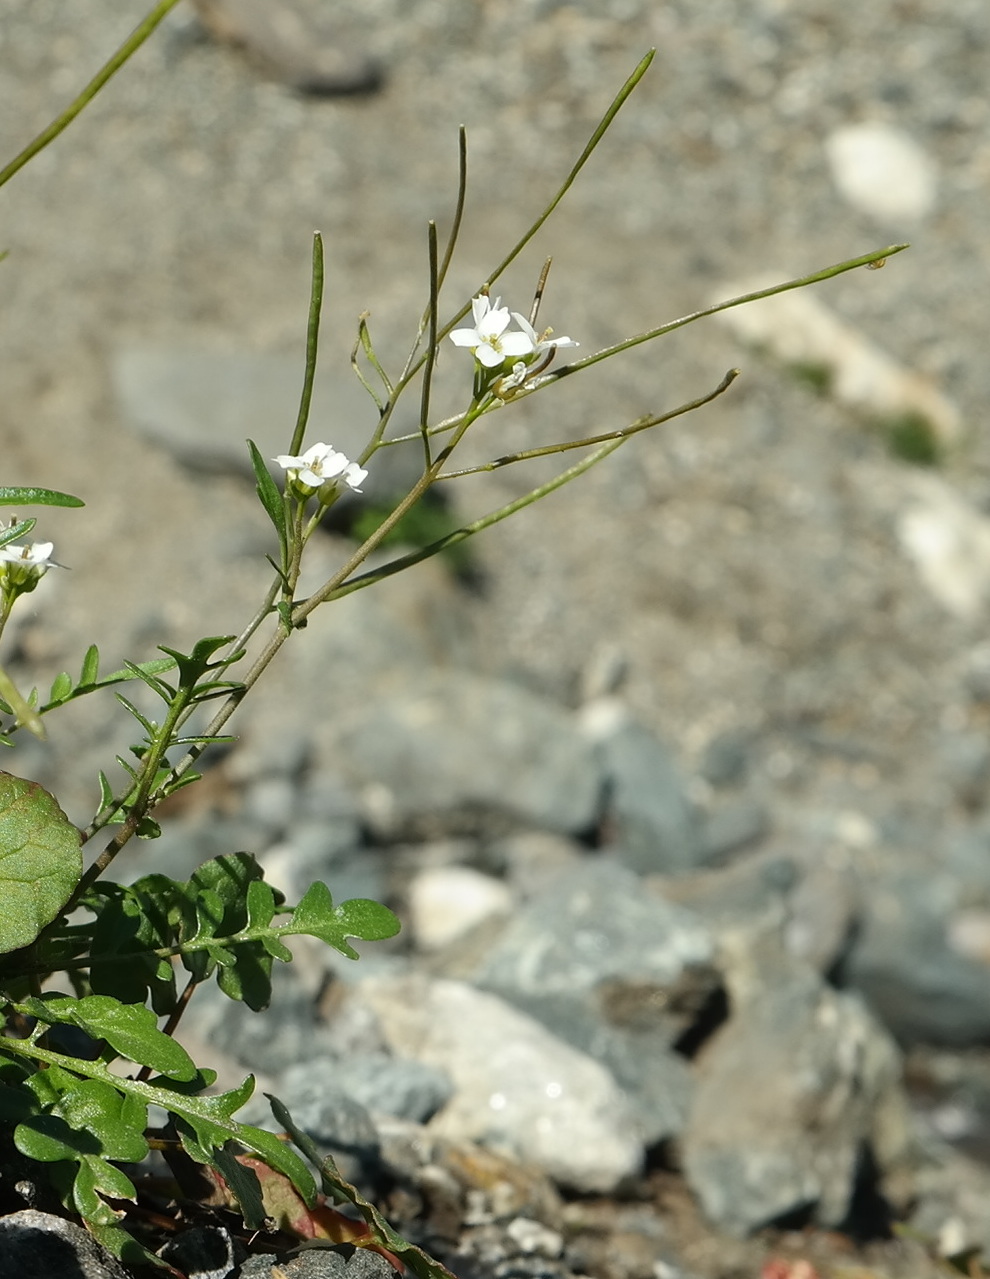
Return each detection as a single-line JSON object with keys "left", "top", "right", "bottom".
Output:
{"left": 897, "top": 473, "right": 990, "bottom": 619}
{"left": 356, "top": 974, "right": 642, "bottom": 1193}
{"left": 408, "top": 865, "right": 513, "bottom": 951}
{"left": 715, "top": 277, "right": 960, "bottom": 448}
{"left": 825, "top": 122, "right": 937, "bottom": 224}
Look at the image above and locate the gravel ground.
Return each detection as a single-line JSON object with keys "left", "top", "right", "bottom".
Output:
{"left": 2, "top": 2, "right": 988, "bottom": 818}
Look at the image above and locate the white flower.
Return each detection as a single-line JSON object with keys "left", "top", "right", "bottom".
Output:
{"left": 449, "top": 295, "right": 536, "bottom": 369}
{"left": 511, "top": 313, "right": 579, "bottom": 356}
{"left": 0, "top": 540, "right": 54, "bottom": 569}
{"left": 338, "top": 461, "right": 368, "bottom": 492}
{"left": 0, "top": 538, "right": 56, "bottom": 602}
{"left": 274, "top": 443, "right": 367, "bottom": 494}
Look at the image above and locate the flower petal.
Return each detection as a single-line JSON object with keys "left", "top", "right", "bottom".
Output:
{"left": 477, "top": 306, "right": 512, "bottom": 340}
{"left": 501, "top": 332, "right": 536, "bottom": 358}
{"left": 476, "top": 343, "right": 507, "bottom": 368}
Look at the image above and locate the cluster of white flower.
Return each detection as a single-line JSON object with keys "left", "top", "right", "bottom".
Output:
{"left": 449, "top": 293, "right": 577, "bottom": 371}
{"left": 274, "top": 443, "right": 368, "bottom": 497}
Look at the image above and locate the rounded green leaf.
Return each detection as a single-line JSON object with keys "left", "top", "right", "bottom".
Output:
{"left": 0, "top": 772, "right": 82, "bottom": 953}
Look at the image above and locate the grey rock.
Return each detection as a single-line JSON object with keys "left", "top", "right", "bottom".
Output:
{"left": 111, "top": 345, "right": 420, "bottom": 506}
{"left": 277, "top": 1052, "right": 452, "bottom": 1127}
{"left": 658, "top": 843, "right": 856, "bottom": 978}
{"left": 697, "top": 798, "right": 769, "bottom": 866}
{"left": 681, "top": 929, "right": 913, "bottom": 1235}
{"left": 495, "top": 831, "right": 586, "bottom": 899}
{"left": 937, "top": 731, "right": 990, "bottom": 809}
{"left": 314, "top": 1052, "right": 454, "bottom": 1123}
{"left": 242, "top": 773, "right": 299, "bottom": 833}
{"left": 473, "top": 861, "right": 716, "bottom": 1040}
{"left": 657, "top": 854, "right": 797, "bottom": 925}
{"left": 240, "top": 1247, "right": 397, "bottom": 1279}
{"left": 357, "top": 973, "right": 643, "bottom": 1193}
{"left": 271, "top": 1064, "right": 382, "bottom": 1162}
{"left": 262, "top": 819, "right": 382, "bottom": 909}
{"left": 332, "top": 670, "right": 603, "bottom": 838}
{"left": 0, "top": 1209, "right": 131, "bottom": 1279}
{"left": 471, "top": 860, "right": 715, "bottom": 1142}
{"left": 582, "top": 707, "right": 703, "bottom": 874}
{"left": 843, "top": 868, "right": 990, "bottom": 1045}
{"left": 825, "top": 122, "right": 938, "bottom": 225}
{"left": 909, "top": 1138, "right": 990, "bottom": 1261}
{"left": 375, "top": 1116, "right": 564, "bottom": 1227}
{"left": 191, "top": 0, "right": 382, "bottom": 95}
{"left": 238, "top": 1257, "right": 282, "bottom": 1279}
{"left": 158, "top": 1223, "right": 237, "bottom": 1278}
{"left": 698, "top": 730, "right": 751, "bottom": 789}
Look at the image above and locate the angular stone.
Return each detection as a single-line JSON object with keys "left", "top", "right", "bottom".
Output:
{"left": 356, "top": 973, "right": 643, "bottom": 1193}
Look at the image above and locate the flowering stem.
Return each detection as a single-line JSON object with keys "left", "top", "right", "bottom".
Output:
{"left": 0, "top": 0, "right": 185, "bottom": 191}
{"left": 369, "top": 50, "right": 655, "bottom": 446}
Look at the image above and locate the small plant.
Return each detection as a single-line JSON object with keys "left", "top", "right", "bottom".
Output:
{"left": 0, "top": 1, "right": 904, "bottom": 1270}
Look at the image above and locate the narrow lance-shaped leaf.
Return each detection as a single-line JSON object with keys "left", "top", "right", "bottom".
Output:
{"left": 248, "top": 438, "right": 289, "bottom": 559}
{"left": 0, "top": 517, "right": 36, "bottom": 548}
{"left": 0, "top": 487, "right": 84, "bottom": 508}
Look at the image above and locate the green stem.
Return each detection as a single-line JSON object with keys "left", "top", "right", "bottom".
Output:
{"left": 0, "top": 0, "right": 186, "bottom": 191}
{"left": 288, "top": 233, "right": 325, "bottom": 458}
{"left": 541, "top": 243, "right": 909, "bottom": 386}
{"left": 438, "top": 368, "right": 739, "bottom": 477}
{"left": 319, "top": 436, "right": 629, "bottom": 603}
{"left": 74, "top": 676, "right": 206, "bottom": 897}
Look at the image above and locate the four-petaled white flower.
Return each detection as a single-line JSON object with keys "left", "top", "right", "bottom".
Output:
{"left": 0, "top": 540, "right": 55, "bottom": 569}
{"left": 274, "top": 443, "right": 368, "bottom": 494}
{"left": 449, "top": 295, "right": 537, "bottom": 369}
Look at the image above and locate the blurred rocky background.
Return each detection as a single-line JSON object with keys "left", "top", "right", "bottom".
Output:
{"left": 3, "top": 1, "right": 990, "bottom": 1277}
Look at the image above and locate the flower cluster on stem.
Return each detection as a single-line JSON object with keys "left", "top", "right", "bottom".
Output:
{"left": 449, "top": 292, "right": 577, "bottom": 398}
{"left": 274, "top": 443, "right": 368, "bottom": 503}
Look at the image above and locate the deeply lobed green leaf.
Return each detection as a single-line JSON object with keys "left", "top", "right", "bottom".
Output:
{"left": 19, "top": 992, "right": 197, "bottom": 1081}
{"left": 285, "top": 881, "right": 400, "bottom": 959}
